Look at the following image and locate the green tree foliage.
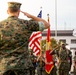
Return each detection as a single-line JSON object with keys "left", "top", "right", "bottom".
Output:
{"left": 41, "top": 38, "right": 58, "bottom": 52}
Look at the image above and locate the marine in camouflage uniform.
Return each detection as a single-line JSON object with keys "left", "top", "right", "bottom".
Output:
{"left": 30, "top": 51, "right": 37, "bottom": 75}
{"left": 67, "top": 49, "right": 72, "bottom": 73}
{"left": 73, "top": 51, "right": 76, "bottom": 75}
{"left": 0, "top": 2, "right": 50, "bottom": 75}
{"left": 37, "top": 60, "right": 45, "bottom": 75}
{"left": 50, "top": 43, "right": 70, "bottom": 75}
{"left": 50, "top": 55, "right": 57, "bottom": 75}
{"left": 36, "top": 52, "right": 46, "bottom": 75}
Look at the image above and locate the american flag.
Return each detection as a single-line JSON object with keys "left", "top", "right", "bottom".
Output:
{"left": 29, "top": 10, "right": 42, "bottom": 56}
{"left": 37, "top": 10, "right": 42, "bottom": 18}
{"left": 29, "top": 31, "right": 42, "bottom": 56}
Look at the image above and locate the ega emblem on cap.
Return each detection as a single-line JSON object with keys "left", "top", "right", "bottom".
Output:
{"left": 8, "top": 2, "right": 22, "bottom": 9}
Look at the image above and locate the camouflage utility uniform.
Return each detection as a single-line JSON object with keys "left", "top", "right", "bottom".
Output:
{"left": 37, "top": 60, "right": 45, "bottom": 75}
{"left": 50, "top": 47, "right": 71, "bottom": 75}
{"left": 67, "top": 50, "right": 72, "bottom": 72}
{"left": 30, "top": 51, "right": 37, "bottom": 75}
{"left": 58, "top": 48, "right": 71, "bottom": 75}
{"left": 73, "top": 55, "right": 76, "bottom": 75}
{"left": 0, "top": 16, "right": 44, "bottom": 75}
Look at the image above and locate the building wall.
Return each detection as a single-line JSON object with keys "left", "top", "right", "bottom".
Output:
{"left": 42, "top": 35, "right": 76, "bottom": 50}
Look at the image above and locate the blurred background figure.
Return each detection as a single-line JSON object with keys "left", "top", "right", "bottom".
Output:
{"left": 30, "top": 50, "right": 37, "bottom": 75}
{"left": 36, "top": 51, "right": 46, "bottom": 75}
{"left": 73, "top": 51, "right": 76, "bottom": 75}
{"left": 66, "top": 45, "right": 72, "bottom": 75}
{"left": 50, "top": 42, "right": 71, "bottom": 75}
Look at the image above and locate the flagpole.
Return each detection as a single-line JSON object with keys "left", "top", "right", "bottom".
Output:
{"left": 39, "top": 6, "right": 42, "bottom": 56}
{"left": 40, "top": 6, "right": 42, "bottom": 10}
{"left": 45, "top": 14, "right": 54, "bottom": 74}
{"left": 39, "top": 7, "right": 43, "bottom": 75}
{"left": 46, "top": 14, "right": 51, "bottom": 51}
{"left": 55, "top": 0, "right": 57, "bottom": 38}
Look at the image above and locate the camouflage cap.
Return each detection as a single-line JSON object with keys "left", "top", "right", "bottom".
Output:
{"left": 62, "top": 43, "right": 68, "bottom": 46}
{"left": 60, "top": 41, "right": 68, "bottom": 46}
{"left": 8, "top": 2, "right": 22, "bottom": 9}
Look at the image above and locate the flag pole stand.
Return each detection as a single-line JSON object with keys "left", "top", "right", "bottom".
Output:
{"left": 40, "top": 39, "right": 43, "bottom": 75}
{"left": 40, "top": 6, "right": 43, "bottom": 75}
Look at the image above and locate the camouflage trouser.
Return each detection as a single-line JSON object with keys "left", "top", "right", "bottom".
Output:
{"left": 50, "top": 65, "right": 57, "bottom": 75}
{"left": 3, "top": 69, "right": 31, "bottom": 75}
{"left": 73, "top": 66, "right": 76, "bottom": 75}
{"left": 37, "top": 67, "right": 46, "bottom": 75}
{"left": 58, "top": 62, "right": 69, "bottom": 75}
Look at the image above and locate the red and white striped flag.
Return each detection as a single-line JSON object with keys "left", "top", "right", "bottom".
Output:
{"left": 29, "top": 10, "right": 42, "bottom": 56}
{"left": 29, "top": 31, "right": 42, "bottom": 56}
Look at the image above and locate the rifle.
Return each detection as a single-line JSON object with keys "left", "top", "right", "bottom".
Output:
{"left": 49, "top": 44, "right": 61, "bottom": 55}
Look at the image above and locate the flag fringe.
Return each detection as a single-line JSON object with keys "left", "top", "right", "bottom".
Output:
{"left": 45, "top": 65, "right": 54, "bottom": 74}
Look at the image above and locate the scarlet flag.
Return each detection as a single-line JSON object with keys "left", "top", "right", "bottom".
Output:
{"left": 45, "top": 14, "right": 54, "bottom": 74}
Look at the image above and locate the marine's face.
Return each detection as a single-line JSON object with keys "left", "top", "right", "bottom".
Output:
{"left": 62, "top": 44, "right": 65, "bottom": 49}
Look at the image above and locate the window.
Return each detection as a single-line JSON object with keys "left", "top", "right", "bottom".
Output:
{"left": 59, "top": 39, "right": 66, "bottom": 43}
{"left": 71, "top": 39, "right": 76, "bottom": 44}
